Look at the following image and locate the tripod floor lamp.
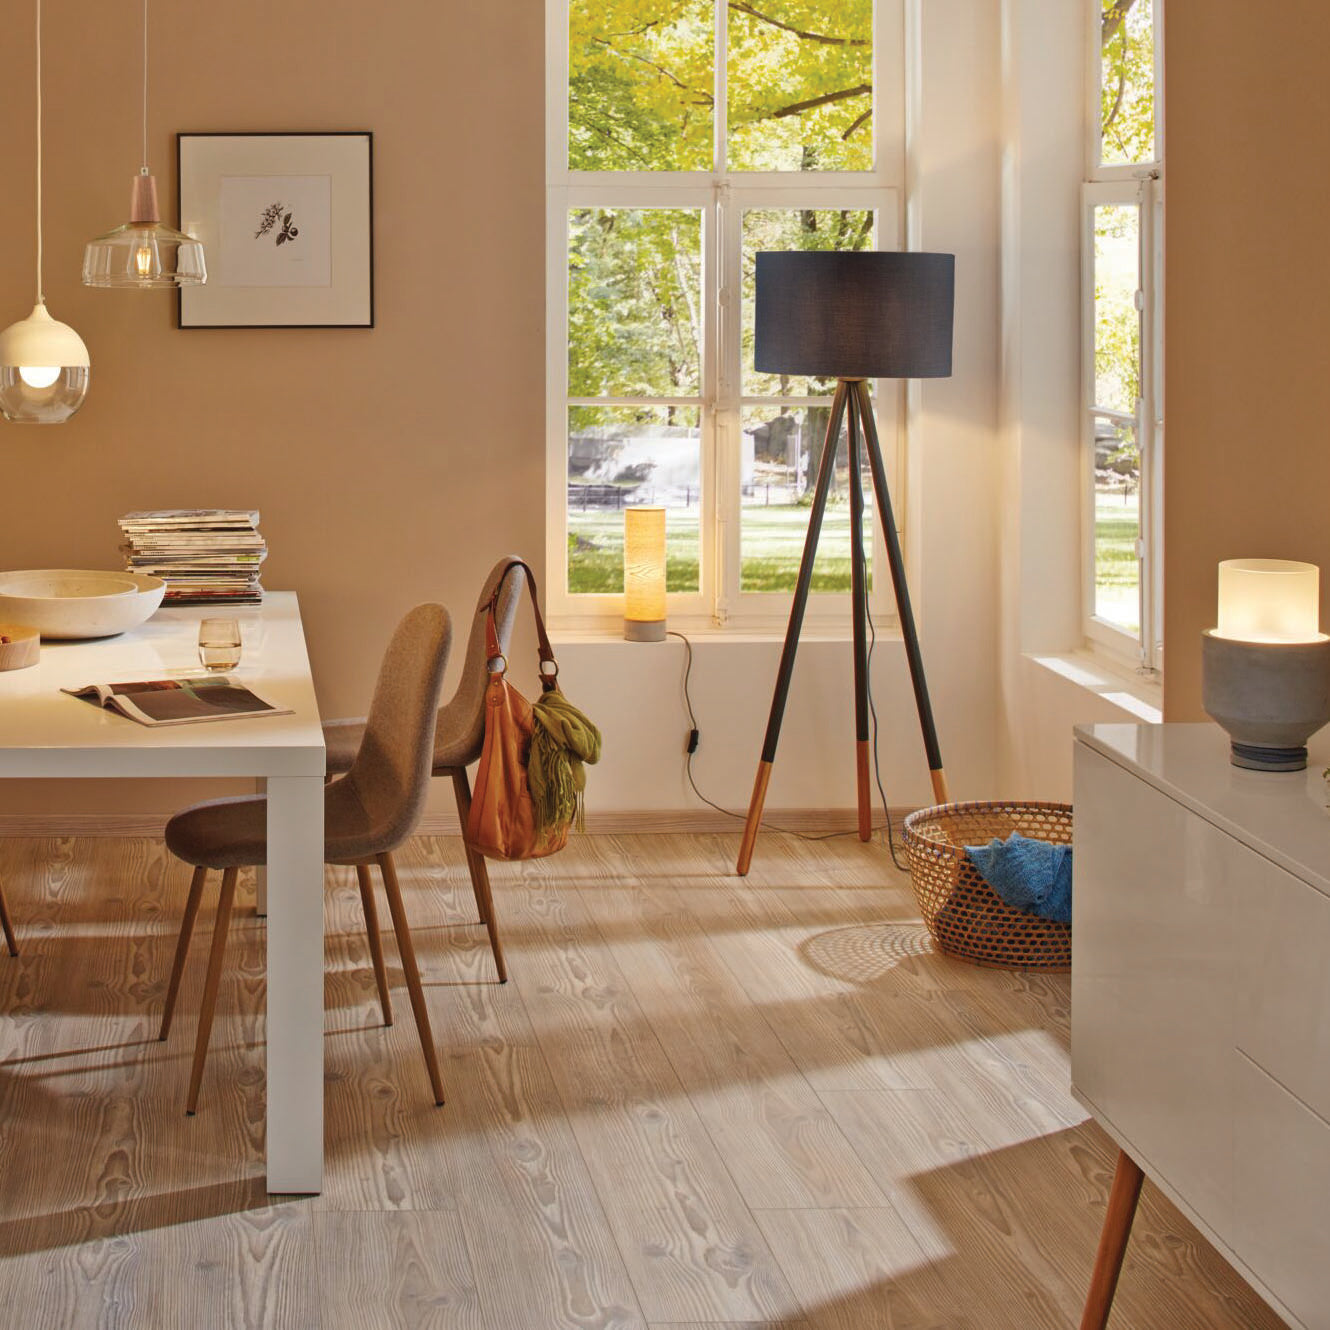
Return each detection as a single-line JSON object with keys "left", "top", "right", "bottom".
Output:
{"left": 736, "top": 250, "right": 956, "bottom": 876}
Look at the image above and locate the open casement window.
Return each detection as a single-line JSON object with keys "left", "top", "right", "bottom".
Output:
{"left": 546, "top": 0, "right": 905, "bottom": 630}
{"left": 1082, "top": 0, "right": 1163, "bottom": 669}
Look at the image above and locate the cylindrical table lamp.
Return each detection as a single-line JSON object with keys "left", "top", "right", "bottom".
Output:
{"left": 624, "top": 506, "right": 666, "bottom": 642}
{"left": 1202, "top": 558, "right": 1330, "bottom": 771}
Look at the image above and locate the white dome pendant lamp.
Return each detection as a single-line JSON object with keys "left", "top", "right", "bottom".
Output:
{"left": 82, "top": 0, "right": 205, "bottom": 289}
{"left": 0, "top": 0, "right": 90, "bottom": 425}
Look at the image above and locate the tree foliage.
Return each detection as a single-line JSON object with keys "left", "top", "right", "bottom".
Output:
{"left": 1100, "top": 0, "right": 1155, "bottom": 165}
{"left": 569, "top": 0, "right": 873, "bottom": 172}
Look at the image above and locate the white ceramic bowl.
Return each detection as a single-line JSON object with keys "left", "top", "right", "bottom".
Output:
{"left": 0, "top": 569, "right": 167, "bottom": 639}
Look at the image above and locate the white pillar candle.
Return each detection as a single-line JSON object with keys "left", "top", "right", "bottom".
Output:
{"left": 1215, "top": 559, "right": 1325, "bottom": 644}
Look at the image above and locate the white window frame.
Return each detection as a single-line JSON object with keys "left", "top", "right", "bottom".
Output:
{"left": 1081, "top": 0, "right": 1164, "bottom": 671}
{"left": 546, "top": 0, "right": 906, "bottom": 631}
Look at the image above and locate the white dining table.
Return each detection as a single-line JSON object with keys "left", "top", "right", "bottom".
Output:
{"left": 0, "top": 592, "right": 326, "bottom": 1194}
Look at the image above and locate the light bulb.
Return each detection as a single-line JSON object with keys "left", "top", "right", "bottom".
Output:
{"left": 18, "top": 365, "right": 60, "bottom": 389}
{"left": 134, "top": 245, "right": 154, "bottom": 278}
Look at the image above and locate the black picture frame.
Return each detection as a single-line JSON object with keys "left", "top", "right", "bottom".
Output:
{"left": 176, "top": 131, "right": 374, "bottom": 329}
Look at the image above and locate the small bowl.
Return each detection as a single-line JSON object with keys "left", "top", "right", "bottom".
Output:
{"left": 0, "top": 569, "right": 166, "bottom": 639}
{"left": 0, "top": 623, "right": 40, "bottom": 670}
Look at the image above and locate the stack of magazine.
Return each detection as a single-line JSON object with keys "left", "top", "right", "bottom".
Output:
{"left": 118, "top": 509, "right": 266, "bottom": 606}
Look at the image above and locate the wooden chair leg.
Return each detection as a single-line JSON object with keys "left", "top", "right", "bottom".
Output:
{"left": 0, "top": 883, "right": 17, "bottom": 958}
{"left": 1080, "top": 1149, "right": 1146, "bottom": 1330}
{"left": 356, "top": 862, "right": 393, "bottom": 1026}
{"left": 376, "top": 851, "right": 445, "bottom": 1106}
{"left": 160, "top": 865, "right": 208, "bottom": 1041}
{"left": 451, "top": 768, "right": 508, "bottom": 983}
{"left": 186, "top": 866, "right": 238, "bottom": 1116}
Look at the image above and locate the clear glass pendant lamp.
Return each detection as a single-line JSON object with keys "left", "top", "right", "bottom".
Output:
{"left": 82, "top": 0, "right": 206, "bottom": 289}
{"left": 0, "top": 0, "right": 90, "bottom": 424}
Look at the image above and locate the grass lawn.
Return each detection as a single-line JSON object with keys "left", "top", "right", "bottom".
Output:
{"left": 1094, "top": 490, "right": 1139, "bottom": 632}
{"left": 567, "top": 503, "right": 873, "bottom": 595}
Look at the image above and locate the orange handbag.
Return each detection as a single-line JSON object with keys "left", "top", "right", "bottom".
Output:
{"left": 465, "top": 562, "right": 599, "bottom": 861}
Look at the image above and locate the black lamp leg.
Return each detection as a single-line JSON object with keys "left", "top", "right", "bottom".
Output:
{"left": 737, "top": 379, "right": 849, "bottom": 875}
{"left": 846, "top": 383, "right": 873, "bottom": 841}
{"left": 854, "top": 379, "right": 949, "bottom": 804}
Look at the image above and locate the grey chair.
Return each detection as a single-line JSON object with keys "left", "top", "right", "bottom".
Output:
{"left": 159, "top": 603, "right": 453, "bottom": 1112}
{"left": 322, "top": 556, "right": 524, "bottom": 984}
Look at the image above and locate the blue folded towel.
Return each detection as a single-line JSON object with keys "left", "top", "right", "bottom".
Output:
{"left": 963, "top": 832, "right": 1072, "bottom": 925}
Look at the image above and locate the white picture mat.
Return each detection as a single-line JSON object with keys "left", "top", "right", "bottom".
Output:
{"left": 218, "top": 175, "right": 332, "bottom": 288}
{"left": 179, "top": 134, "right": 371, "bottom": 326}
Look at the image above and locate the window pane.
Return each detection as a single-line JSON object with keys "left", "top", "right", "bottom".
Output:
{"left": 1093, "top": 204, "right": 1140, "bottom": 415}
{"left": 568, "top": 406, "right": 701, "bottom": 595}
{"left": 569, "top": 208, "right": 703, "bottom": 398}
{"left": 1100, "top": 0, "right": 1155, "bottom": 165}
{"left": 742, "top": 208, "right": 876, "bottom": 396}
{"left": 740, "top": 404, "right": 873, "bottom": 592}
{"left": 569, "top": 0, "right": 713, "bottom": 171}
{"left": 1093, "top": 415, "right": 1140, "bottom": 635}
{"left": 727, "top": 0, "right": 873, "bottom": 171}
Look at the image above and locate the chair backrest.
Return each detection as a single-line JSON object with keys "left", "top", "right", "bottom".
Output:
{"left": 341, "top": 602, "right": 453, "bottom": 852}
{"left": 433, "top": 555, "right": 525, "bottom": 766}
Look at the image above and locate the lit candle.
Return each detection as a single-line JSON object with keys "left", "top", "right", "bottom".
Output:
{"left": 1214, "top": 559, "right": 1326, "bottom": 644}
{"left": 624, "top": 506, "right": 666, "bottom": 642}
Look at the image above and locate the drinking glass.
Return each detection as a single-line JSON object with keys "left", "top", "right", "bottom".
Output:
{"left": 198, "top": 618, "right": 242, "bottom": 672}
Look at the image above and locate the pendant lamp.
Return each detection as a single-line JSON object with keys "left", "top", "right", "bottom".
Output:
{"left": 82, "top": 0, "right": 205, "bottom": 288}
{"left": 0, "top": 0, "right": 90, "bottom": 425}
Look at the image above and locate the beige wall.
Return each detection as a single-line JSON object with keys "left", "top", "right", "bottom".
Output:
{"left": 1164, "top": 3, "right": 1330, "bottom": 718}
{"left": 0, "top": 0, "right": 545, "bottom": 813}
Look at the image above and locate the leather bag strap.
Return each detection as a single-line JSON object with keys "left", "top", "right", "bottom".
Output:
{"left": 483, "top": 559, "right": 558, "bottom": 689}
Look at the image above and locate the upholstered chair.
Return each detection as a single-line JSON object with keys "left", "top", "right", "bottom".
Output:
{"left": 159, "top": 603, "right": 453, "bottom": 1111}
{"left": 321, "top": 556, "right": 524, "bottom": 983}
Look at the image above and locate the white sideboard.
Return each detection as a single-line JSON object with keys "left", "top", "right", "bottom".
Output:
{"left": 1073, "top": 722, "right": 1330, "bottom": 1330}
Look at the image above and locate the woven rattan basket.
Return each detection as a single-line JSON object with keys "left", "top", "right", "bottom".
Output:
{"left": 902, "top": 800, "right": 1072, "bottom": 970}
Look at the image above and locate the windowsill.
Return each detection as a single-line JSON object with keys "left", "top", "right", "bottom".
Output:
{"left": 1026, "top": 649, "right": 1163, "bottom": 723}
{"left": 551, "top": 618, "right": 903, "bottom": 647}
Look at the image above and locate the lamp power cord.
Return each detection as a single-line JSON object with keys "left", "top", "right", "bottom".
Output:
{"left": 667, "top": 627, "right": 910, "bottom": 872}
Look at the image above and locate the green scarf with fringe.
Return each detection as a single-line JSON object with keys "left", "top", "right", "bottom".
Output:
{"left": 529, "top": 688, "right": 602, "bottom": 833}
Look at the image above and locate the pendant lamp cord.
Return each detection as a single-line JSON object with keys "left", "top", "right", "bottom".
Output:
{"left": 141, "top": 0, "right": 149, "bottom": 171}
{"left": 34, "top": 0, "right": 43, "bottom": 305}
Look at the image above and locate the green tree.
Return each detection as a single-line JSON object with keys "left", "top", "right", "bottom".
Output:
{"left": 569, "top": 1, "right": 873, "bottom": 172}
{"left": 1100, "top": 0, "right": 1155, "bottom": 164}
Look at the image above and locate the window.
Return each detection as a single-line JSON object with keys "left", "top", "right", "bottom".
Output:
{"left": 547, "top": 0, "right": 904, "bottom": 627}
{"left": 1083, "top": 0, "right": 1163, "bottom": 669}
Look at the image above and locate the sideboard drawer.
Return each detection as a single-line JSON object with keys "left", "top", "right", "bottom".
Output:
{"left": 1232, "top": 1056, "right": 1330, "bottom": 1330}
{"left": 1235, "top": 865, "right": 1330, "bottom": 1122}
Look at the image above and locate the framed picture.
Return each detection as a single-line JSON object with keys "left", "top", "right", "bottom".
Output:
{"left": 177, "top": 132, "right": 373, "bottom": 328}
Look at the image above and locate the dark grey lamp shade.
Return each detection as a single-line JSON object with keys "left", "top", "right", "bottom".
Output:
{"left": 754, "top": 251, "right": 955, "bottom": 379}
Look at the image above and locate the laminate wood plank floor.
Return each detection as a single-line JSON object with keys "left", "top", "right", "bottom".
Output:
{"left": 0, "top": 831, "right": 1286, "bottom": 1329}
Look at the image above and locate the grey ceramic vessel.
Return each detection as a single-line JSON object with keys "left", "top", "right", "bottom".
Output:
{"left": 1201, "top": 630, "right": 1330, "bottom": 770}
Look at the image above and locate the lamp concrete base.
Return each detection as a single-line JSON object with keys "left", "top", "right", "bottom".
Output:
{"left": 624, "top": 619, "right": 666, "bottom": 642}
{"left": 1201, "top": 630, "right": 1330, "bottom": 771}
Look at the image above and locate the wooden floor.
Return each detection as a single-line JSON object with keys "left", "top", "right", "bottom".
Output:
{"left": 0, "top": 831, "right": 1285, "bottom": 1329}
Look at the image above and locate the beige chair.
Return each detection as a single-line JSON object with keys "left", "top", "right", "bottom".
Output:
{"left": 322, "top": 556, "right": 524, "bottom": 984}
{"left": 159, "top": 603, "right": 453, "bottom": 1112}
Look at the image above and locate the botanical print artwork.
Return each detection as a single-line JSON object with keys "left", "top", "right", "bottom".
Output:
{"left": 254, "top": 202, "right": 300, "bottom": 246}
{"left": 178, "top": 132, "right": 372, "bottom": 326}
{"left": 217, "top": 174, "right": 331, "bottom": 288}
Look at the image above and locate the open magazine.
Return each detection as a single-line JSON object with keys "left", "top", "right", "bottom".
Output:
{"left": 63, "top": 676, "right": 292, "bottom": 727}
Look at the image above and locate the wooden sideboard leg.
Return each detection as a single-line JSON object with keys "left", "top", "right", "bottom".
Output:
{"left": 1081, "top": 1149, "right": 1146, "bottom": 1330}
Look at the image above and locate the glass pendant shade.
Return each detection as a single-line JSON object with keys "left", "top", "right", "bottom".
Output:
{"left": 83, "top": 172, "right": 205, "bottom": 288}
{"left": 0, "top": 303, "right": 90, "bottom": 424}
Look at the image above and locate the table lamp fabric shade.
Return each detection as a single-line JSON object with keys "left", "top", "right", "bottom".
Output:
{"left": 754, "top": 251, "right": 955, "bottom": 379}
{"left": 624, "top": 506, "right": 667, "bottom": 641}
